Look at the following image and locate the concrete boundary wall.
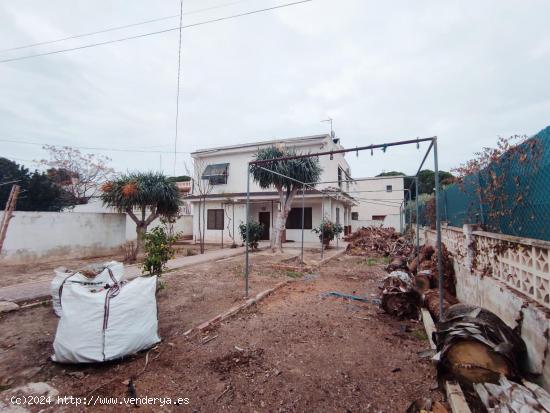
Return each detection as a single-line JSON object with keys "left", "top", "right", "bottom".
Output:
{"left": 419, "top": 224, "right": 550, "bottom": 389}
{"left": 0, "top": 211, "right": 126, "bottom": 264}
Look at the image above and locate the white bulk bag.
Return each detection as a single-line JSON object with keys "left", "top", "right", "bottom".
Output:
{"left": 50, "top": 261, "right": 124, "bottom": 317}
{"left": 52, "top": 276, "right": 160, "bottom": 363}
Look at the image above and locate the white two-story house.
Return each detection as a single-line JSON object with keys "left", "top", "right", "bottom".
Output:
{"left": 187, "top": 134, "right": 356, "bottom": 246}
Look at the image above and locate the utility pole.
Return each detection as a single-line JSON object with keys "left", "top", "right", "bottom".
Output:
{"left": 0, "top": 184, "right": 20, "bottom": 254}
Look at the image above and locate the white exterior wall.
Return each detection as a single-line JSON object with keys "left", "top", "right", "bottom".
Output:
{"left": 0, "top": 211, "right": 126, "bottom": 264}
{"left": 191, "top": 135, "right": 351, "bottom": 196}
{"left": 72, "top": 199, "right": 193, "bottom": 241}
{"left": 350, "top": 176, "right": 405, "bottom": 231}
{"left": 193, "top": 197, "right": 348, "bottom": 245}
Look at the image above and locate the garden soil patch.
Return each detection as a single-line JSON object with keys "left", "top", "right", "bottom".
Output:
{"left": 0, "top": 253, "right": 443, "bottom": 412}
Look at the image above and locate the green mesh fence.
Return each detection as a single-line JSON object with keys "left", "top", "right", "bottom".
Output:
{"left": 412, "top": 126, "right": 550, "bottom": 241}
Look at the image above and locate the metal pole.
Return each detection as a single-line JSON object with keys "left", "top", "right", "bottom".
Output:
{"left": 336, "top": 195, "right": 339, "bottom": 249}
{"left": 433, "top": 138, "right": 444, "bottom": 321}
{"left": 251, "top": 136, "right": 436, "bottom": 166}
{"left": 415, "top": 176, "right": 420, "bottom": 259}
{"left": 408, "top": 190, "right": 412, "bottom": 235}
{"left": 321, "top": 194, "right": 325, "bottom": 259}
{"left": 399, "top": 202, "right": 403, "bottom": 234}
{"left": 245, "top": 164, "right": 251, "bottom": 297}
{"left": 301, "top": 185, "right": 305, "bottom": 266}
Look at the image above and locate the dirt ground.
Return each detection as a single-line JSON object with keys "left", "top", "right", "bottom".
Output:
{"left": 0, "top": 253, "right": 442, "bottom": 412}
{"left": 0, "top": 243, "right": 220, "bottom": 288}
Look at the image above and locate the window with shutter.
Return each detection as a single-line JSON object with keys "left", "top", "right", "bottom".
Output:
{"left": 207, "top": 209, "right": 224, "bottom": 229}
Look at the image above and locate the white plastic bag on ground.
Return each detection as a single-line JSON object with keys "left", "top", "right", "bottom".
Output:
{"left": 52, "top": 275, "right": 160, "bottom": 363}
{"left": 50, "top": 261, "right": 124, "bottom": 317}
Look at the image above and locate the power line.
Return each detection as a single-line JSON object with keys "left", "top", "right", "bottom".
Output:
{"left": 0, "top": 0, "right": 314, "bottom": 64}
{"left": 0, "top": 0, "right": 254, "bottom": 53}
{"left": 173, "top": 0, "right": 184, "bottom": 176}
{"left": 0, "top": 138, "right": 190, "bottom": 154}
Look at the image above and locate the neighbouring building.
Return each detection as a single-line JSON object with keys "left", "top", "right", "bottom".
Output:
{"left": 349, "top": 176, "right": 405, "bottom": 230}
{"left": 187, "top": 134, "right": 357, "bottom": 245}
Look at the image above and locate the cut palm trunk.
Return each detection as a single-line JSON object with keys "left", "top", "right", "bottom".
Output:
{"left": 422, "top": 289, "right": 458, "bottom": 322}
{"left": 434, "top": 304, "right": 527, "bottom": 385}
{"left": 381, "top": 287, "right": 420, "bottom": 319}
{"left": 414, "top": 274, "right": 431, "bottom": 293}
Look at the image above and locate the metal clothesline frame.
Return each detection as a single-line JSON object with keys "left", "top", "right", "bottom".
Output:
{"left": 243, "top": 136, "right": 444, "bottom": 320}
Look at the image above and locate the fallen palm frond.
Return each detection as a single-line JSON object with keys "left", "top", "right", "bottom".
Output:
{"left": 474, "top": 376, "right": 550, "bottom": 412}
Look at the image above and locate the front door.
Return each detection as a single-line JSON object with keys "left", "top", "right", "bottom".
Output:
{"left": 258, "top": 212, "right": 270, "bottom": 240}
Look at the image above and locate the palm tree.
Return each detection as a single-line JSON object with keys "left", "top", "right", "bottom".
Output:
{"left": 250, "top": 146, "right": 322, "bottom": 252}
{"left": 101, "top": 172, "right": 180, "bottom": 260}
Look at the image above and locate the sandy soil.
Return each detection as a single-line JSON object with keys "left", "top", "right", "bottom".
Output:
{"left": 0, "top": 244, "right": 221, "bottom": 289}
{"left": 0, "top": 253, "right": 443, "bottom": 412}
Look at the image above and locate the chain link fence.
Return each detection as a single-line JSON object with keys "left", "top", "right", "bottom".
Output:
{"left": 411, "top": 126, "right": 550, "bottom": 241}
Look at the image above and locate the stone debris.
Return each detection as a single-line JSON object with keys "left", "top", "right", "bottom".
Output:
{"left": 0, "top": 301, "right": 19, "bottom": 314}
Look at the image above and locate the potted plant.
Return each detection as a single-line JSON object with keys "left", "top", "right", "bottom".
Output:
{"left": 312, "top": 219, "right": 343, "bottom": 248}
{"left": 238, "top": 221, "right": 264, "bottom": 250}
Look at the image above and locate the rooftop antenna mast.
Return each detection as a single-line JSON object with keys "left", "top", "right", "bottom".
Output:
{"left": 321, "top": 117, "right": 334, "bottom": 138}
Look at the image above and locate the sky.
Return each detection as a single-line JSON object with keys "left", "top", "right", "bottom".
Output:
{"left": 1, "top": 0, "right": 549, "bottom": 179}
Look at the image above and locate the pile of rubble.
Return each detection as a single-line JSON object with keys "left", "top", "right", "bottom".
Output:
{"left": 345, "top": 227, "right": 413, "bottom": 257}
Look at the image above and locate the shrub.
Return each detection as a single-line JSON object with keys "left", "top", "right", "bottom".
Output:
{"left": 238, "top": 221, "right": 264, "bottom": 250}
{"left": 141, "top": 226, "right": 180, "bottom": 277}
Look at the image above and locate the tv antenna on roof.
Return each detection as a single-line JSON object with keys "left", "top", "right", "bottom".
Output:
{"left": 321, "top": 117, "right": 334, "bottom": 138}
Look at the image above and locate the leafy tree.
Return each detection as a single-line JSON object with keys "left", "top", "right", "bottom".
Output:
{"left": 0, "top": 157, "right": 70, "bottom": 211}
{"left": 250, "top": 147, "right": 322, "bottom": 252}
{"left": 376, "top": 169, "right": 455, "bottom": 199}
{"left": 100, "top": 172, "right": 180, "bottom": 260}
{"left": 417, "top": 170, "right": 455, "bottom": 194}
{"left": 376, "top": 171, "right": 405, "bottom": 177}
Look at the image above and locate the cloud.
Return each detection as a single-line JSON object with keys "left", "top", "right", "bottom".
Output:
{"left": 0, "top": 0, "right": 549, "bottom": 178}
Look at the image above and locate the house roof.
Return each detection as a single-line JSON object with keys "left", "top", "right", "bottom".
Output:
{"left": 191, "top": 134, "right": 332, "bottom": 157}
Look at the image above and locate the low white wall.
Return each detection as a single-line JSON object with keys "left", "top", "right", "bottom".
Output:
{"left": 419, "top": 225, "right": 550, "bottom": 390}
{"left": 72, "top": 199, "right": 193, "bottom": 241}
{"left": 0, "top": 211, "right": 126, "bottom": 264}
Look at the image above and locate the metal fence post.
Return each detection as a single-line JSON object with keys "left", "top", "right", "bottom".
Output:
{"left": 399, "top": 202, "right": 403, "bottom": 234}
{"left": 415, "top": 176, "right": 420, "bottom": 258}
{"left": 245, "top": 164, "right": 251, "bottom": 297}
{"left": 301, "top": 185, "right": 305, "bottom": 266}
{"left": 321, "top": 194, "right": 325, "bottom": 259}
{"left": 433, "top": 138, "right": 444, "bottom": 321}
